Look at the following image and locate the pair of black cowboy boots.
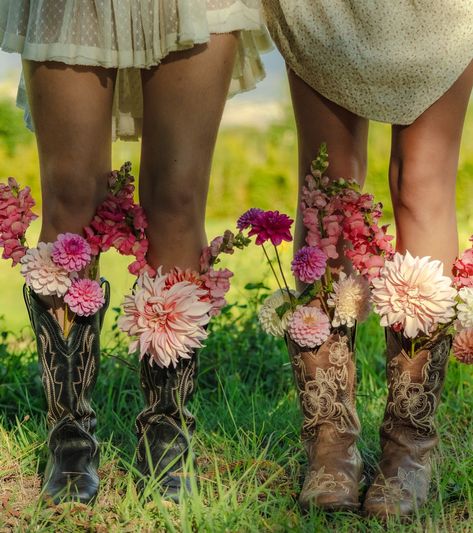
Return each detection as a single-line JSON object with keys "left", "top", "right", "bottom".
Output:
{"left": 24, "top": 281, "right": 196, "bottom": 504}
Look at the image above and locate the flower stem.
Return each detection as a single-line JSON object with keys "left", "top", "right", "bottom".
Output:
{"left": 262, "top": 243, "right": 284, "bottom": 294}
{"left": 274, "top": 245, "right": 296, "bottom": 310}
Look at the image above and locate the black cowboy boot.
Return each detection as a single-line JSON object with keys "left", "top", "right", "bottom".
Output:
{"left": 23, "top": 279, "right": 110, "bottom": 504}
{"left": 135, "top": 353, "right": 197, "bottom": 502}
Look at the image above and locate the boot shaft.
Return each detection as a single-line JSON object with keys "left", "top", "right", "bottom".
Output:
{"left": 286, "top": 327, "right": 360, "bottom": 443}
{"left": 23, "top": 281, "right": 109, "bottom": 430}
{"left": 381, "top": 329, "right": 451, "bottom": 444}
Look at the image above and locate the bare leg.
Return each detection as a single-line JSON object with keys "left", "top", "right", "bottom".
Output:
{"left": 390, "top": 61, "right": 473, "bottom": 274}
{"left": 288, "top": 68, "right": 369, "bottom": 280}
{"left": 22, "top": 61, "right": 116, "bottom": 242}
{"left": 22, "top": 61, "right": 116, "bottom": 317}
{"left": 139, "top": 34, "right": 238, "bottom": 272}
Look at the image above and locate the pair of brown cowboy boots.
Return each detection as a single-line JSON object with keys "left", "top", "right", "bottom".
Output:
{"left": 286, "top": 324, "right": 451, "bottom": 518}
{"left": 24, "top": 281, "right": 195, "bottom": 504}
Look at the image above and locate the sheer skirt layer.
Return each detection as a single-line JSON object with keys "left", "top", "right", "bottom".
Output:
{"left": 0, "top": 0, "right": 272, "bottom": 140}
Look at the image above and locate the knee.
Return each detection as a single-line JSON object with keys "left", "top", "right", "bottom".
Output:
{"left": 390, "top": 157, "right": 455, "bottom": 222}
{"left": 140, "top": 159, "right": 207, "bottom": 221}
{"left": 41, "top": 162, "right": 107, "bottom": 227}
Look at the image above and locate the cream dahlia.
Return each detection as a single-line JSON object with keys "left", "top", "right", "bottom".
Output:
{"left": 258, "top": 289, "right": 295, "bottom": 337}
{"left": 457, "top": 287, "right": 473, "bottom": 329}
{"left": 327, "top": 272, "right": 370, "bottom": 327}
{"left": 118, "top": 270, "right": 212, "bottom": 368}
{"left": 21, "top": 242, "right": 75, "bottom": 297}
{"left": 452, "top": 327, "right": 473, "bottom": 364}
{"left": 287, "top": 306, "right": 331, "bottom": 347}
{"left": 371, "top": 252, "right": 457, "bottom": 338}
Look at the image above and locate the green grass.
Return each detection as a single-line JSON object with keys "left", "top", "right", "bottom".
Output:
{"left": 0, "top": 298, "right": 472, "bottom": 531}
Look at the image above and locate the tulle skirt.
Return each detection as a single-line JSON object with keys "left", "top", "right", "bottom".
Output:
{"left": 0, "top": 0, "right": 272, "bottom": 140}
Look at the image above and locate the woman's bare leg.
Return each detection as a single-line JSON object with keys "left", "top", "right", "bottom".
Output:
{"left": 390, "top": 61, "right": 473, "bottom": 274}
{"left": 22, "top": 61, "right": 116, "bottom": 243}
{"left": 139, "top": 34, "right": 238, "bottom": 272}
{"left": 288, "top": 68, "right": 369, "bottom": 278}
{"left": 22, "top": 61, "right": 116, "bottom": 316}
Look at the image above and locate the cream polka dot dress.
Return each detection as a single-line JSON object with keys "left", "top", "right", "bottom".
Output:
{"left": 0, "top": 0, "right": 272, "bottom": 140}
{"left": 262, "top": 1, "right": 473, "bottom": 124}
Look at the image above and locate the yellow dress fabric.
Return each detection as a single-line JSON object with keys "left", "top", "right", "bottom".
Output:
{"left": 0, "top": 0, "right": 272, "bottom": 140}
{"left": 262, "top": 0, "right": 473, "bottom": 124}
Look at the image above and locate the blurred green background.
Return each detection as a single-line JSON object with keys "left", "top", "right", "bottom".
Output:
{"left": 0, "top": 84, "right": 473, "bottom": 335}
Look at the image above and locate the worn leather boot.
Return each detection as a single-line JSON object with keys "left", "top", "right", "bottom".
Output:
{"left": 286, "top": 326, "right": 363, "bottom": 511}
{"left": 135, "top": 353, "right": 197, "bottom": 502}
{"left": 363, "top": 328, "right": 451, "bottom": 518}
{"left": 23, "top": 279, "right": 110, "bottom": 504}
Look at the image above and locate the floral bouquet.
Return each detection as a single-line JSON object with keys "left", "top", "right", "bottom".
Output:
{"left": 0, "top": 162, "right": 150, "bottom": 336}
{"left": 370, "top": 238, "right": 473, "bottom": 365}
{"left": 237, "top": 145, "right": 394, "bottom": 348}
{"left": 117, "top": 229, "right": 251, "bottom": 368}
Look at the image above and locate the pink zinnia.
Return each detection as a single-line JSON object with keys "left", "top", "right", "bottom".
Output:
{"left": 291, "top": 246, "right": 327, "bottom": 284}
{"left": 64, "top": 278, "right": 105, "bottom": 316}
{"left": 52, "top": 233, "right": 92, "bottom": 272}
{"left": 452, "top": 328, "right": 473, "bottom": 364}
{"left": 248, "top": 210, "right": 293, "bottom": 246}
{"left": 237, "top": 208, "right": 264, "bottom": 231}
{"left": 287, "top": 306, "right": 331, "bottom": 348}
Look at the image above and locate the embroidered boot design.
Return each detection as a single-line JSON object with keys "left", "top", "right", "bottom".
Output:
{"left": 363, "top": 328, "right": 451, "bottom": 518}
{"left": 287, "top": 327, "right": 363, "bottom": 510}
{"left": 24, "top": 280, "right": 109, "bottom": 504}
{"left": 135, "top": 353, "right": 197, "bottom": 501}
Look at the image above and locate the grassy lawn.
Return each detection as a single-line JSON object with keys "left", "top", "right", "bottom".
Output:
{"left": 0, "top": 303, "right": 472, "bottom": 531}
{"left": 0, "top": 99, "right": 472, "bottom": 530}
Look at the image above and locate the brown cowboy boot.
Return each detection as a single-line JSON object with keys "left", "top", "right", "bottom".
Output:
{"left": 286, "top": 326, "right": 363, "bottom": 511}
{"left": 363, "top": 328, "right": 451, "bottom": 518}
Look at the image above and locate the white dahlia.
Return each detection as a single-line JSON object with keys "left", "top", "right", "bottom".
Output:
{"left": 371, "top": 251, "right": 457, "bottom": 338}
{"left": 258, "top": 289, "right": 295, "bottom": 337}
{"left": 457, "top": 287, "right": 473, "bottom": 329}
{"left": 20, "top": 242, "right": 74, "bottom": 297}
{"left": 327, "top": 272, "right": 371, "bottom": 327}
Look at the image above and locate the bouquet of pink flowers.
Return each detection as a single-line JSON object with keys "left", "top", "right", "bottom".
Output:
{"left": 237, "top": 145, "right": 394, "bottom": 349}
{"left": 370, "top": 239, "right": 473, "bottom": 365}
{"left": 0, "top": 162, "right": 150, "bottom": 336}
{"left": 118, "top": 229, "right": 251, "bottom": 368}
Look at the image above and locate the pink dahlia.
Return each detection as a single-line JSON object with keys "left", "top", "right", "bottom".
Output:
{"left": 20, "top": 242, "right": 74, "bottom": 297}
{"left": 291, "top": 246, "right": 327, "bottom": 284}
{"left": 52, "top": 233, "right": 92, "bottom": 272}
{"left": 452, "top": 328, "right": 473, "bottom": 364}
{"left": 237, "top": 208, "right": 264, "bottom": 231}
{"left": 64, "top": 278, "right": 105, "bottom": 316}
{"left": 248, "top": 210, "right": 293, "bottom": 246}
{"left": 371, "top": 252, "right": 457, "bottom": 338}
{"left": 287, "top": 306, "right": 331, "bottom": 348}
{"left": 118, "top": 271, "right": 212, "bottom": 368}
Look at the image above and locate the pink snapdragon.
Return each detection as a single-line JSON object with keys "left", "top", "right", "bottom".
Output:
{"left": 64, "top": 278, "right": 105, "bottom": 316}
{"left": 84, "top": 162, "right": 151, "bottom": 276}
{"left": 453, "top": 237, "right": 473, "bottom": 289}
{"left": 201, "top": 267, "right": 233, "bottom": 316}
{"left": 52, "top": 233, "right": 92, "bottom": 272}
{"left": 0, "top": 178, "right": 37, "bottom": 265}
